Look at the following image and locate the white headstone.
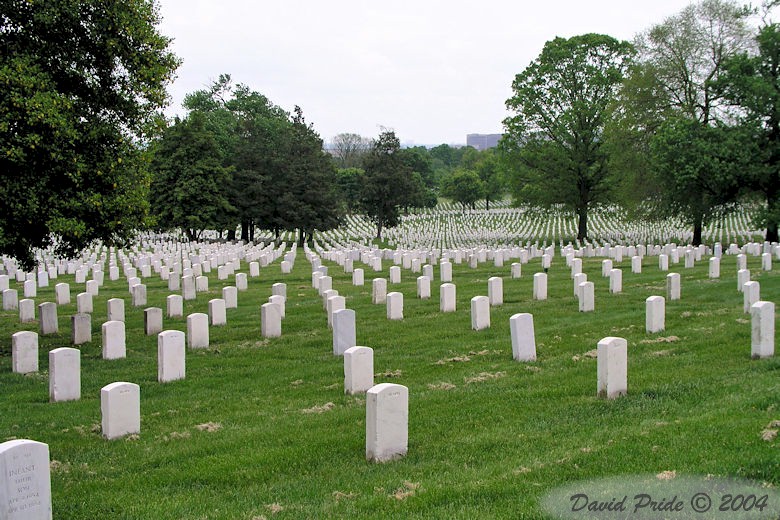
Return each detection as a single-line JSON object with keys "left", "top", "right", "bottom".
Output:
{"left": 195, "top": 275, "right": 208, "bottom": 293}
{"left": 182, "top": 275, "right": 196, "bottom": 300}
{"left": 271, "top": 282, "right": 287, "bottom": 299}
{"left": 597, "top": 336, "right": 627, "bottom": 399}
{"left": 389, "top": 266, "right": 401, "bottom": 284}
{"left": 54, "top": 282, "right": 70, "bottom": 305}
{"left": 49, "top": 347, "right": 80, "bottom": 402}
{"left": 440, "top": 283, "right": 456, "bottom": 312}
{"left": 76, "top": 292, "right": 93, "bottom": 314}
{"left": 144, "top": 307, "right": 164, "bottom": 334}
{"left": 235, "top": 273, "right": 248, "bottom": 291}
{"left": 158, "top": 330, "right": 186, "bottom": 383}
{"left": 751, "top": 301, "right": 775, "bottom": 359}
{"left": 0, "top": 439, "right": 52, "bottom": 519}
{"left": 533, "top": 273, "right": 547, "bottom": 301}
{"left": 658, "top": 254, "right": 669, "bottom": 271}
{"left": 471, "top": 295, "right": 490, "bottom": 330}
{"left": 2, "top": 288, "right": 18, "bottom": 311}
{"left": 510, "top": 313, "right": 536, "bottom": 362}
{"left": 666, "top": 273, "right": 681, "bottom": 301}
{"left": 387, "top": 292, "right": 403, "bottom": 320}
{"left": 511, "top": 262, "right": 521, "bottom": 278}
{"left": 269, "top": 294, "right": 285, "bottom": 319}
{"left": 23, "top": 279, "right": 36, "bottom": 298}
{"left": 261, "top": 302, "right": 282, "bottom": 338}
{"left": 344, "top": 346, "right": 373, "bottom": 394}
{"left": 352, "top": 268, "right": 365, "bottom": 286}
{"left": 573, "top": 273, "right": 587, "bottom": 298}
{"left": 186, "top": 313, "right": 209, "bottom": 348}
{"left": 743, "top": 281, "right": 760, "bottom": 313}
{"left": 38, "top": 302, "right": 57, "bottom": 335}
{"left": 601, "top": 259, "right": 613, "bottom": 277}
{"left": 366, "top": 383, "right": 408, "bottom": 462}
{"left": 249, "top": 261, "right": 260, "bottom": 277}
{"left": 18, "top": 299, "right": 35, "bottom": 323}
{"left": 327, "top": 295, "right": 346, "bottom": 329}
{"left": 487, "top": 277, "right": 503, "bottom": 306}
{"left": 416, "top": 276, "right": 430, "bottom": 299}
{"left": 71, "top": 313, "right": 91, "bottom": 345}
{"left": 631, "top": 256, "right": 642, "bottom": 274}
{"left": 208, "top": 299, "right": 227, "bottom": 326}
{"left": 737, "top": 269, "right": 750, "bottom": 292}
{"left": 100, "top": 382, "right": 140, "bottom": 439}
{"left": 166, "top": 294, "right": 183, "bottom": 318}
{"left": 372, "top": 278, "right": 387, "bottom": 305}
{"left": 579, "top": 282, "right": 594, "bottom": 312}
{"left": 11, "top": 331, "right": 38, "bottom": 374}
{"left": 708, "top": 257, "right": 720, "bottom": 278}
{"left": 609, "top": 269, "right": 622, "bottom": 294}
{"left": 101, "top": 320, "right": 125, "bottom": 359}
{"left": 440, "top": 261, "right": 452, "bottom": 282}
{"left": 106, "top": 298, "right": 125, "bottom": 322}
{"left": 222, "top": 286, "right": 238, "bottom": 309}
{"left": 646, "top": 296, "right": 665, "bottom": 333}
{"left": 333, "top": 308, "right": 357, "bottom": 356}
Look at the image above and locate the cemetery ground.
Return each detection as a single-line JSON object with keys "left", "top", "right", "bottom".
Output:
{"left": 1, "top": 250, "right": 778, "bottom": 519}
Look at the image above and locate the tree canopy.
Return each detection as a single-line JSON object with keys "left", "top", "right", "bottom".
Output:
{"left": 502, "top": 33, "right": 634, "bottom": 240}
{"left": 0, "top": 0, "right": 179, "bottom": 268}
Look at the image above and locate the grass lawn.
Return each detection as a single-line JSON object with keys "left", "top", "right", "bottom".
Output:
{"left": 1, "top": 248, "right": 778, "bottom": 519}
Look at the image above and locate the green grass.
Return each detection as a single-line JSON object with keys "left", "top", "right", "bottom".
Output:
{"left": 1, "top": 251, "right": 779, "bottom": 519}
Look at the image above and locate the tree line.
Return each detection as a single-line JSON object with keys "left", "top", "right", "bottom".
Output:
{"left": 501, "top": 0, "right": 780, "bottom": 245}
{"left": 3, "top": 0, "right": 779, "bottom": 268}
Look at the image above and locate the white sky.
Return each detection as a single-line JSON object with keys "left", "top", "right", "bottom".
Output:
{"left": 157, "top": 0, "right": 697, "bottom": 146}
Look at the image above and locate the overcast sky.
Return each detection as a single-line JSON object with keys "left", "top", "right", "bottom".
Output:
{"left": 157, "top": 0, "right": 697, "bottom": 146}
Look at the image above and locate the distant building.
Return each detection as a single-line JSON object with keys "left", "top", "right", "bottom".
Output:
{"left": 466, "top": 133, "right": 502, "bottom": 151}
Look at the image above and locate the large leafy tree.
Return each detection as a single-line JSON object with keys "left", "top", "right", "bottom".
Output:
{"left": 279, "top": 107, "right": 344, "bottom": 246}
{"left": 441, "top": 168, "right": 485, "bottom": 211}
{"left": 650, "top": 117, "right": 751, "bottom": 240}
{"left": 502, "top": 34, "right": 634, "bottom": 240}
{"left": 329, "top": 133, "right": 371, "bottom": 169}
{"left": 0, "top": 0, "right": 179, "bottom": 268}
{"left": 718, "top": 21, "right": 780, "bottom": 241}
{"left": 475, "top": 149, "right": 504, "bottom": 210}
{"left": 359, "top": 130, "right": 415, "bottom": 240}
{"left": 149, "top": 113, "right": 233, "bottom": 240}
{"left": 609, "top": 0, "right": 754, "bottom": 244}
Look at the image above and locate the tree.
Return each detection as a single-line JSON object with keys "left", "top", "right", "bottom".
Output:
{"left": 718, "top": 21, "right": 780, "bottom": 241}
{"left": 280, "top": 107, "right": 344, "bottom": 246}
{"left": 475, "top": 149, "right": 504, "bottom": 210}
{"left": 329, "top": 133, "right": 371, "bottom": 169}
{"left": 359, "top": 130, "right": 414, "bottom": 240}
{"left": 441, "top": 169, "right": 485, "bottom": 211}
{"left": 0, "top": 0, "right": 179, "bottom": 268}
{"left": 502, "top": 34, "right": 634, "bottom": 240}
{"left": 336, "top": 168, "right": 365, "bottom": 214}
{"left": 650, "top": 117, "right": 750, "bottom": 241}
{"left": 611, "top": 0, "right": 754, "bottom": 244}
{"left": 149, "top": 113, "right": 233, "bottom": 240}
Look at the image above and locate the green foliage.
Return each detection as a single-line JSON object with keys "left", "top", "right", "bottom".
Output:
{"left": 0, "top": 0, "right": 179, "bottom": 268}
{"left": 150, "top": 77, "right": 343, "bottom": 243}
{"left": 336, "top": 168, "right": 365, "bottom": 214}
{"left": 441, "top": 168, "right": 485, "bottom": 211}
{"left": 718, "top": 22, "right": 780, "bottom": 241}
{"left": 502, "top": 34, "right": 634, "bottom": 240}
{"left": 149, "top": 113, "right": 233, "bottom": 239}
{"left": 474, "top": 149, "right": 505, "bottom": 210}
{"left": 359, "top": 131, "right": 417, "bottom": 239}
{"left": 649, "top": 117, "right": 752, "bottom": 245}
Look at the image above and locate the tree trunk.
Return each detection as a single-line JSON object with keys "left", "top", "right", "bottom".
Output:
{"left": 577, "top": 206, "right": 588, "bottom": 241}
{"left": 249, "top": 223, "right": 255, "bottom": 243}
{"left": 376, "top": 222, "right": 383, "bottom": 241}
{"left": 486, "top": 197, "right": 490, "bottom": 211}
{"left": 297, "top": 228, "right": 305, "bottom": 247}
{"left": 767, "top": 184, "right": 779, "bottom": 243}
{"left": 692, "top": 215, "right": 703, "bottom": 246}
{"left": 240, "top": 220, "right": 250, "bottom": 242}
